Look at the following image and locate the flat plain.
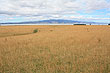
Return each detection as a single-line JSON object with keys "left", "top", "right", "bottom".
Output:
{"left": 0, "top": 25, "right": 110, "bottom": 73}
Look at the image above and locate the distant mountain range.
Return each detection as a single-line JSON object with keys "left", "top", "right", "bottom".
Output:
{"left": 0, "top": 19, "right": 107, "bottom": 24}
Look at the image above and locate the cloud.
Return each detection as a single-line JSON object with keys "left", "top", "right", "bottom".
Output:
{"left": 0, "top": 0, "right": 110, "bottom": 22}
{"left": 83, "top": 0, "right": 110, "bottom": 11}
{"left": 0, "top": 0, "right": 78, "bottom": 16}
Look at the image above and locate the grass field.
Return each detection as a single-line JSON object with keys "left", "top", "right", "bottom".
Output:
{"left": 0, "top": 25, "right": 110, "bottom": 73}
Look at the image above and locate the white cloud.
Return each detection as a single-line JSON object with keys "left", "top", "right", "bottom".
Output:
{"left": 0, "top": 0, "right": 110, "bottom": 21}
{"left": 83, "top": 0, "right": 110, "bottom": 11}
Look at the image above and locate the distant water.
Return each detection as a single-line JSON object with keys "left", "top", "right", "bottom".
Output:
{"left": 0, "top": 23, "right": 108, "bottom": 26}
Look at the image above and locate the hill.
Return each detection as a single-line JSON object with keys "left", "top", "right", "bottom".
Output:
{"left": 0, "top": 19, "right": 106, "bottom": 24}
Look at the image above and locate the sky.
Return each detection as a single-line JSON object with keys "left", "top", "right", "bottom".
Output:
{"left": 0, "top": 0, "right": 110, "bottom": 23}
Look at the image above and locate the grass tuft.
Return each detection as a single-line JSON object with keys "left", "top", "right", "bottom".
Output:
{"left": 33, "top": 29, "right": 38, "bottom": 33}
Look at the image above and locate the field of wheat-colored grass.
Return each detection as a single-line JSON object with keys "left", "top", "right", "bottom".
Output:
{"left": 0, "top": 25, "right": 110, "bottom": 73}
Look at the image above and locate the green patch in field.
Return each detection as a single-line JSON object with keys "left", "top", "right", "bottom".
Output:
{"left": 20, "top": 68, "right": 27, "bottom": 73}
{"left": 33, "top": 29, "right": 38, "bottom": 33}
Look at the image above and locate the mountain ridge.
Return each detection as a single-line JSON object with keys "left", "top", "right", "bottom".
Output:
{"left": 0, "top": 19, "right": 107, "bottom": 24}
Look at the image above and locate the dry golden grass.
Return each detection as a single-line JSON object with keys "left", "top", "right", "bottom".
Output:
{"left": 0, "top": 25, "right": 110, "bottom": 73}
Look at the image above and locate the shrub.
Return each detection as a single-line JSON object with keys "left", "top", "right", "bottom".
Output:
{"left": 33, "top": 29, "right": 38, "bottom": 33}
{"left": 74, "top": 24, "right": 86, "bottom": 25}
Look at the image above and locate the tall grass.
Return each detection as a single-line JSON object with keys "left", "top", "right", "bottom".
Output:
{"left": 0, "top": 25, "right": 110, "bottom": 73}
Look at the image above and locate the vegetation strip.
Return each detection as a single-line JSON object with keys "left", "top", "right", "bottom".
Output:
{"left": 0, "top": 33, "right": 33, "bottom": 38}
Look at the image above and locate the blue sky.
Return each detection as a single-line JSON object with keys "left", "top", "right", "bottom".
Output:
{"left": 0, "top": 0, "right": 110, "bottom": 23}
